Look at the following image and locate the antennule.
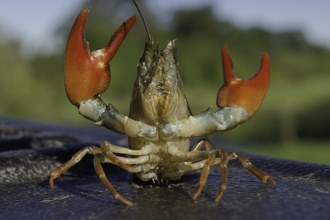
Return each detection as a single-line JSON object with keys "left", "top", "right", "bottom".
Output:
{"left": 132, "top": 0, "right": 152, "bottom": 41}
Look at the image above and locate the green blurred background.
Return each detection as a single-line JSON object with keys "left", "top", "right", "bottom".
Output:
{"left": 0, "top": 0, "right": 329, "bottom": 164}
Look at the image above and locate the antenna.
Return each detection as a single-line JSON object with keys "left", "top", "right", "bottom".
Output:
{"left": 132, "top": 0, "right": 152, "bottom": 41}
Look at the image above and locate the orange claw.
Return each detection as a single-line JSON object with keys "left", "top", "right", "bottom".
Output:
{"left": 64, "top": 8, "right": 137, "bottom": 106}
{"left": 217, "top": 45, "right": 270, "bottom": 116}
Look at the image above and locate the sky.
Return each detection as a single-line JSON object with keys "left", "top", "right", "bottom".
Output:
{"left": 0, "top": 0, "right": 330, "bottom": 55}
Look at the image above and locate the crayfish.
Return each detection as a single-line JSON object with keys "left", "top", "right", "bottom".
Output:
{"left": 50, "top": 1, "right": 275, "bottom": 206}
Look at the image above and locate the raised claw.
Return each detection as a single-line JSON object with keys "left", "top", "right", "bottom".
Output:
{"left": 64, "top": 8, "right": 137, "bottom": 106}
{"left": 217, "top": 45, "right": 270, "bottom": 116}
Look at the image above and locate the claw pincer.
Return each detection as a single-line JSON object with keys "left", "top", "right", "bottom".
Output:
{"left": 64, "top": 8, "right": 137, "bottom": 106}
{"left": 217, "top": 45, "right": 270, "bottom": 117}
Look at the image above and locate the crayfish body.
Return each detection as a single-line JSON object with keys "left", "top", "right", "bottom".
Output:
{"left": 50, "top": 5, "right": 275, "bottom": 206}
